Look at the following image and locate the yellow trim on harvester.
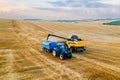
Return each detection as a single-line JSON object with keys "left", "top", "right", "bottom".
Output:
{"left": 66, "top": 41, "right": 85, "bottom": 49}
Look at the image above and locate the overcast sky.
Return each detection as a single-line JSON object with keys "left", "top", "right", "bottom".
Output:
{"left": 0, "top": 0, "right": 120, "bottom": 20}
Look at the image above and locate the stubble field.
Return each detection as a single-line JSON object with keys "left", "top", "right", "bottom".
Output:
{"left": 0, "top": 18, "right": 120, "bottom": 80}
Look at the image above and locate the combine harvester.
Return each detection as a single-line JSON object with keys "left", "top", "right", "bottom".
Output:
{"left": 42, "top": 39, "right": 72, "bottom": 60}
{"left": 46, "top": 34, "right": 86, "bottom": 52}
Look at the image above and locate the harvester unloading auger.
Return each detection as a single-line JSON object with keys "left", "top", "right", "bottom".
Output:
{"left": 47, "top": 34, "right": 86, "bottom": 52}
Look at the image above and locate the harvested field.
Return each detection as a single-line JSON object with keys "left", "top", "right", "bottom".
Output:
{"left": 0, "top": 18, "right": 120, "bottom": 80}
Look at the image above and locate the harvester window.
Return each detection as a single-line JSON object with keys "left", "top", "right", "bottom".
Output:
{"left": 71, "top": 35, "right": 78, "bottom": 40}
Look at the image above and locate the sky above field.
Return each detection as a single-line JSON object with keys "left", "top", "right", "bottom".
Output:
{"left": 0, "top": 0, "right": 120, "bottom": 20}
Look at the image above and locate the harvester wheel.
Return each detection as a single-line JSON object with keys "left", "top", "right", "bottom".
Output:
{"left": 70, "top": 48, "right": 73, "bottom": 53}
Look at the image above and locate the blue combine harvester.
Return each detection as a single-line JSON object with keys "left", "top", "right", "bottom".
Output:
{"left": 42, "top": 40, "right": 72, "bottom": 60}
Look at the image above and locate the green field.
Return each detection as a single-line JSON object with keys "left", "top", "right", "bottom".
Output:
{"left": 103, "top": 21, "right": 120, "bottom": 25}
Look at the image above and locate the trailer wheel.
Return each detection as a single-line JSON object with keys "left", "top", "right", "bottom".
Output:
{"left": 52, "top": 50, "right": 57, "bottom": 57}
{"left": 42, "top": 48, "right": 46, "bottom": 52}
{"left": 44, "top": 48, "right": 47, "bottom": 52}
{"left": 59, "top": 53, "right": 65, "bottom": 60}
{"left": 42, "top": 48, "right": 44, "bottom": 51}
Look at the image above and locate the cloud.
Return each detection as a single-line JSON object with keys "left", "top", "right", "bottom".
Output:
{"left": 35, "top": 7, "right": 61, "bottom": 11}
{"left": 0, "top": 0, "right": 120, "bottom": 20}
{"left": 48, "top": 1, "right": 66, "bottom": 6}
{"left": 0, "top": 0, "right": 5, "bottom": 3}
{"left": 35, "top": 0, "right": 114, "bottom": 14}
{"left": 0, "top": 5, "right": 30, "bottom": 13}
{"left": 98, "top": 0, "right": 120, "bottom": 5}
{"left": 48, "top": 0, "right": 112, "bottom": 8}
{"left": 37, "top": 0, "right": 119, "bottom": 20}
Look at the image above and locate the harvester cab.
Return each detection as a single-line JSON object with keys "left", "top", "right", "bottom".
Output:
{"left": 70, "top": 35, "right": 81, "bottom": 41}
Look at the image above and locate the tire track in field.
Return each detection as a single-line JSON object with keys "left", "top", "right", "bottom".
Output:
{"left": 0, "top": 50, "right": 18, "bottom": 80}
{"left": 32, "top": 22, "right": 65, "bottom": 35}
{"left": 29, "top": 47, "right": 84, "bottom": 80}
{"left": 13, "top": 50, "right": 60, "bottom": 80}
{"left": 14, "top": 47, "right": 83, "bottom": 79}
{"left": 83, "top": 53, "right": 120, "bottom": 66}
{"left": 73, "top": 54, "right": 120, "bottom": 73}
{"left": 7, "top": 50, "right": 16, "bottom": 80}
